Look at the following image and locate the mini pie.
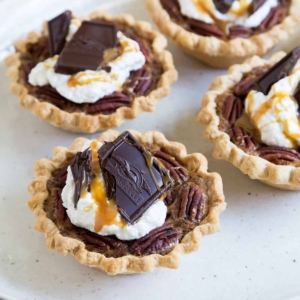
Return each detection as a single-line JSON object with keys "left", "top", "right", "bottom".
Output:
{"left": 27, "top": 130, "right": 225, "bottom": 275}
{"left": 198, "top": 47, "right": 300, "bottom": 190}
{"left": 146, "top": 0, "right": 300, "bottom": 68}
{"left": 5, "top": 10, "right": 177, "bottom": 133}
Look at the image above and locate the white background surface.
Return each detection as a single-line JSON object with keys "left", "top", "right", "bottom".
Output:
{"left": 1, "top": 0, "right": 300, "bottom": 299}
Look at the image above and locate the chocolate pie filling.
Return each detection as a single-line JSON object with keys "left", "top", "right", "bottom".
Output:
{"left": 160, "top": 0, "right": 290, "bottom": 40}
{"left": 17, "top": 20, "right": 163, "bottom": 115}
{"left": 216, "top": 49, "right": 300, "bottom": 166}
{"left": 44, "top": 137, "right": 209, "bottom": 258}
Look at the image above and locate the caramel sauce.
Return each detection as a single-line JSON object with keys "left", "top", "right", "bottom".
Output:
{"left": 67, "top": 71, "right": 110, "bottom": 87}
{"left": 91, "top": 177, "right": 126, "bottom": 232}
{"left": 103, "top": 48, "right": 120, "bottom": 64}
{"left": 229, "top": 0, "right": 250, "bottom": 17}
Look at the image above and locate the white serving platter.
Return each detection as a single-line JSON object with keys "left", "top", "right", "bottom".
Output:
{"left": 1, "top": 0, "right": 300, "bottom": 299}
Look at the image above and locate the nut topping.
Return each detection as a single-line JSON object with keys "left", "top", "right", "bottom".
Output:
{"left": 153, "top": 150, "right": 188, "bottom": 183}
{"left": 257, "top": 146, "right": 300, "bottom": 164}
{"left": 229, "top": 126, "right": 259, "bottom": 151}
{"left": 130, "top": 223, "right": 182, "bottom": 255}
{"left": 174, "top": 184, "right": 205, "bottom": 223}
{"left": 87, "top": 92, "right": 131, "bottom": 114}
{"left": 222, "top": 95, "right": 243, "bottom": 125}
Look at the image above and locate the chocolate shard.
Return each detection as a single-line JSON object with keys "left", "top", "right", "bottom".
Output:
{"left": 254, "top": 46, "right": 300, "bottom": 95}
{"left": 213, "top": 0, "right": 235, "bottom": 13}
{"left": 98, "top": 131, "right": 173, "bottom": 224}
{"left": 250, "top": 0, "right": 267, "bottom": 14}
{"left": 48, "top": 10, "right": 72, "bottom": 57}
{"left": 70, "top": 149, "right": 93, "bottom": 208}
{"left": 55, "top": 21, "right": 116, "bottom": 75}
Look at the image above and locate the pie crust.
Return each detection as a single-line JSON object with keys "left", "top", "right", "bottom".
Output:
{"left": 27, "top": 130, "right": 226, "bottom": 275}
{"left": 5, "top": 10, "right": 178, "bottom": 133}
{"left": 146, "top": 0, "right": 300, "bottom": 68}
{"left": 197, "top": 51, "right": 300, "bottom": 190}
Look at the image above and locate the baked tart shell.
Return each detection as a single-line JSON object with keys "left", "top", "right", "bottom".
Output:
{"left": 27, "top": 130, "right": 225, "bottom": 275}
{"left": 5, "top": 10, "right": 178, "bottom": 133}
{"left": 146, "top": 0, "right": 300, "bottom": 68}
{"left": 197, "top": 51, "right": 300, "bottom": 190}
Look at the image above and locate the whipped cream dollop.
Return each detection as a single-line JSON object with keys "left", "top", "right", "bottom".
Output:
{"left": 29, "top": 22, "right": 146, "bottom": 104}
{"left": 178, "top": 0, "right": 279, "bottom": 29}
{"left": 245, "top": 61, "right": 300, "bottom": 149}
{"left": 61, "top": 140, "right": 167, "bottom": 241}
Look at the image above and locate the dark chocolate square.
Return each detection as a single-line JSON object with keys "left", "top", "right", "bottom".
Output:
{"left": 98, "top": 131, "right": 171, "bottom": 224}
{"left": 55, "top": 21, "right": 116, "bottom": 75}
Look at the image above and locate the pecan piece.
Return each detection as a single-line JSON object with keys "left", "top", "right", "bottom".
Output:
{"left": 187, "top": 19, "right": 225, "bottom": 38}
{"left": 257, "top": 146, "right": 300, "bottom": 164}
{"left": 86, "top": 92, "right": 130, "bottom": 114}
{"left": 55, "top": 165, "right": 68, "bottom": 187}
{"left": 160, "top": 0, "right": 183, "bottom": 22}
{"left": 35, "top": 86, "right": 68, "bottom": 109}
{"left": 259, "top": 7, "right": 286, "bottom": 31}
{"left": 222, "top": 95, "right": 243, "bottom": 125}
{"left": 130, "top": 223, "right": 182, "bottom": 255}
{"left": 164, "top": 190, "right": 175, "bottom": 206}
{"left": 125, "top": 68, "right": 152, "bottom": 96}
{"left": 28, "top": 37, "right": 49, "bottom": 63}
{"left": 84, "top": 232, "right": 126, "bottom": 250}
{"left": 233, "top": 77, "right": 256, "bottom": 98}
{"left": 229, "top": 126, "right": 259, "bottom": 151}
{"left": 20, "top": 62, "right": 35, "bottom": 84}
{"left": 229, "top": 25, "right": 252, "bottom": 39}
{"left": 174, "top": 184, "right": 205, "bottom": 223}
{"left": 153, "top": 150, "right": 188, "bottom": 183}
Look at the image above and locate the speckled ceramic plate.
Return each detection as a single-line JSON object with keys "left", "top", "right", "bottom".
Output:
{"left": 1, "top": 0, "right": 300, "bottom": 299}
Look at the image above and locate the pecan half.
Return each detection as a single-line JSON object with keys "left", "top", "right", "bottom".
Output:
{"left": 187, "top": 18, "right": 225, "bottom": 39}
{"left": 259, "top": 7, "right": 286, "bottom": 31}
{"left": 233, "top": 77, "right": 256, "bottom": 98}
{"left": 130, "top": 223, "right": 182, "bottom": 255}
{"left": 229, "top": 25, "right": 252, "bottom": 39}
{"left": 229, "top": 126, "right": 259, "bottom": 151}
{"left": 84, "top": 232, "right": 126, "bottom": 250}
{"left": 174, "top": 184, "right": 205, "bottom": 223}
{"left": 164, "top": 189, "right": 175, "bottom": 206}
{"left": 125, "top": 68, "right": 152, "bottom": 96}
{"left": 160, "top": 0, "right": 183, "bottom": 22}
{"left": 257, "top": 146, "right": 300, "bottom": 164}
{"left": 54, "top": 165, "right": 68, "bottom": 187}
{"left": 86, "top": 92, "right": 130, "bottom": 114}
{"left": 20, "top": 62, "right": 35, "bottom": 84}
{"left": 35, "top": 86, "right": 69, "bottom": 109}
{"left": 153, "top": 150, "right": 188, "bottom": 183}
{"left": 222, "top": 95, "right": 243, "bottom": 125}
{"left": 28, "top": 37, "right": 49, "bottom": 63}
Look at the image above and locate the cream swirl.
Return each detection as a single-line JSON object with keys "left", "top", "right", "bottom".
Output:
{"left": 245, "top": 61, "right": 300, "bottom": 149}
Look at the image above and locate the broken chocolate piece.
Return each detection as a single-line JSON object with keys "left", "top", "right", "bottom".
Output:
{"left": 70, "top": 149, "right": 93, "bottom": 208}
{"left": 254, "top": 46, "right": 300, "bottom": 95}
{"left": 213, "top": 0, "right": 235, "bottom": 13}
{"left": 55, "top": 21, "right": 116, "bottom": 74}
{"left": 48, "top": 10, "right": 72, "bottom": 57}
{"left": 98, "top": 131, "right": 173, "bottom": 224}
